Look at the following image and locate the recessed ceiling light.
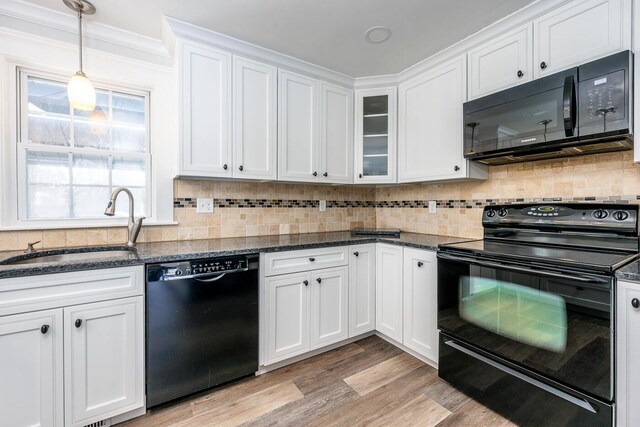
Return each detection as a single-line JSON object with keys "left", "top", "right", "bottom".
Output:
{"left": 364, "top": 26, "right": 391, "bottom": 44}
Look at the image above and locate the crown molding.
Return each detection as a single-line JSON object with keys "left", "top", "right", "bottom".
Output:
{"left": 0, "top": 0, "right": 170, "bottom": 65}
{"left": 354, "top": 0, "right": 573, "bottom": 89}
{"left": 162, "top": 15, "right": 355, "bottom": 88}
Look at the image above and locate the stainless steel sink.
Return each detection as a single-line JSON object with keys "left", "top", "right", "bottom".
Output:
{"left": 0, "top": 247, "right": 138, "bottom": 265}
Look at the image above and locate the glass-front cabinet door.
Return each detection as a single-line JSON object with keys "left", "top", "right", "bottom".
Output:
{"left": 354, "top": 87, "right": 397, "bottom": 183}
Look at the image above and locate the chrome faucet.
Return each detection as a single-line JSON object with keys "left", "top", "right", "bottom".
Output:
{"left": 104, "top": 187, "right": 145, "bottom": 247}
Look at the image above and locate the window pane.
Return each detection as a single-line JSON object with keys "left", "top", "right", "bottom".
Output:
{"left": 73, "top": 186, "right": 111, "bottom": 218}
{"left": 28, "top": 77, "right": 69, "bottom": 115}
{"left": 112, "top": 92, "right": 145, "bottom": 125}
{"left": 74, "top": 119, "right": 110, "bottom": 150}
{"left": 26, "top": 150, "right": 69, "bottom": 185}
{"left": 74, "top": 91, "right": 109, "bottom": 119}
{"left": 112, "top": 157, "right": 146, "bottom": 187}
{"left": 27, "top": 184, "right": 70, "bottom": 219}
{"left": 72, "top": 154, "right": 109, "bottom": 186}
{"left": 113, "top": 125, "right": 145, "bottom": 152}
{"left": 27, "top": 115, "right": 70, "bottom": 146}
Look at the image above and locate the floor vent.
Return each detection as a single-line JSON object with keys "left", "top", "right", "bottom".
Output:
{"left": 84, "top": 420, "right": 111, "bottom": 427}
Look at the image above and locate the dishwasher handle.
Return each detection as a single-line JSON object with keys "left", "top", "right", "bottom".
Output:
{"left": 194, "top": 273, "right": 227, "bottom": 283}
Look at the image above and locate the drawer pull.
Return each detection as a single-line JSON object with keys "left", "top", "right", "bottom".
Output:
{"left": 316, "top": 277, "right": 322, "bottom": 284}
{"left": 417, "top": 261, "right": 424, "bottom": 267}
{"left": 75, "top": 319, "right": 83, "bottom": 328}
{"left": 353, "top": 251, "right": 359, "bottom": 257}
{"left": 40, "top": 324, "right": 49, "bottom": 334}
{"left": 303, "top": 280, "right": 308, "bottom": 286}
{"left": 309, "top": 257, "right": 316, "bottom": 262}
{"left": 632, "top": 298, "right": 639, "bottom": 309}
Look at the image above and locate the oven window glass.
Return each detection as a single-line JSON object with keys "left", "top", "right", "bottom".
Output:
{"left": 460, "top": 276, "right": 567, "bottom": 353}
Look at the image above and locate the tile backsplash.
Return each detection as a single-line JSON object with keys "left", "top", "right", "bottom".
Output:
{"left": 1, "top": 151, "right": 638, "bottom": 251}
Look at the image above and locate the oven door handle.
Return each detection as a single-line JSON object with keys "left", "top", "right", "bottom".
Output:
{"left": 444, "top": 340, "right": 597, "bottom": 413}
{"left": 437, "top": 253, "right": 610, "bottom": 285}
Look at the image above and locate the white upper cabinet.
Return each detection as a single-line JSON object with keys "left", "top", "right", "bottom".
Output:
{"left": 354, "top": 88, "right": 397, "bottom": 184}
{"left": 233, "top": 56, "right": 278, "bottom": 180}
{"left": 398, "top": 55, "right": 486, "bottom": 183}
{"left": 319, "top": 83, "right": 353, "bottom": 184}
{"left": 278, "top": 70, "right": 319, "bottom": 182}
{"left": 179, "top": 40, "right": 233, "bottom": 177}
{"left": 468, "top": 24, "right": 533, "bottom": 100}
{"left": 533, "top": 0, "right": 631, "bottom": 78}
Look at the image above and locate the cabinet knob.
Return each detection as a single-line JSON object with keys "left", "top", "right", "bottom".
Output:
{"left": 40, "top": 324, "right": 50, "bottom": 334}
{"left": 540, "top": 61, "right": 547, "bottom": 70}
{"left": 316, "top": 277, "right": 322, "bottom": 284}
{"left": 223, "top": 164, "right": 228, "bottom": 170}
{"left": 239, "top": 165, "right": 244, "bottom": 171}
{"left": 417, "top": 261, "right": 424, "bottom": 267}
{"left": 454, "top": 165, "right": 460, "bottom": 172}
{"left": 354, "top": 251, "right": 359, "bottom": 257}
{"left": 313, "top": 171, "right": 318, "bottom": 177}
{"left": 632, "top": 298, "right": 639, "bottom": 309}
{"left": 517, "top": 70, "right": 524, "bottom": 78}
{"left": 323, "top": 172, "right": 328, "bottom": 177}
{"left": 303, "top": 280, "right": 309, "bottom": 286}
{"left": 75, "top": 319, "right": 83, "bottom": 328}
{"left": 309, "top": 257, "right": 315, "bottom": 262}
{"left": 359, "top": 173, "right": 363, "bottom": 179}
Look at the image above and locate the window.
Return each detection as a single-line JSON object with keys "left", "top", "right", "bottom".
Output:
{"left": 17, "top": 70, "right": 150, "bottom": 221}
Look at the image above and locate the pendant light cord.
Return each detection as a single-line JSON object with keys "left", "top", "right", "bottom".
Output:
{"left": 77, "top": 9, "right": 83, "bottom": 73}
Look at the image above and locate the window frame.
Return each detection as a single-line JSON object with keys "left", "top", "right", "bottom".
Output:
{"left": 14, "top": 67, "right": 153, "bottom": 226}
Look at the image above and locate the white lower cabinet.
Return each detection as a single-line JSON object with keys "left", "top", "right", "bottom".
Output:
{"left": 403, "top": 248, "right": 438, "bottom": 362}
{"left": 0, "top": 309, "right": 63, "bottom": 427}
{"left": 265, "top": 272, "right": 311, "bottom": 363}
{"left": 65, "top": 297, "right": 144, "bottom": 427}
{"left": 375, "top": 244, "right": 404, "bottom": 342}
{"left": 0, "top": 266, "right": 144, "bottom": 427}
{"left": 349, "top": 244, "right": 376, "bottom": 336}
{"left": 310, "top": 266, "right": 349, "bottom": 348}
{"left": 616, "top": 279, "right": 640, "bottom": 426}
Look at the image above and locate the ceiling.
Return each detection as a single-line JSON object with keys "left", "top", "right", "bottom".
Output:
{"left": 23, "top": 0, "right": 536, "bottom": 77}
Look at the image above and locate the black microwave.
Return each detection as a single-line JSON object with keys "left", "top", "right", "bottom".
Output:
{"left": 463, "top": 50, "right": 633, "bottom": 165}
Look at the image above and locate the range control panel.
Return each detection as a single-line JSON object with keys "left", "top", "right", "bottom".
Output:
{"left": 482, "top": 203, "right": 638, "bottom": 232}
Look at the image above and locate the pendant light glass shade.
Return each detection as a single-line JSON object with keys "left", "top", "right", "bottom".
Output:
{"left": 68, "top": 71, "right": 96, "bottom": 111}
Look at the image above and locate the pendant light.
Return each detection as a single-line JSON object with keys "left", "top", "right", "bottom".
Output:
{"left": 64, "top": 0, "right": 96, "bottom": 111}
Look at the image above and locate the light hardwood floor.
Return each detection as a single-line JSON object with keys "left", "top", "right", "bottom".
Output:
{"left": 120, "top": 336, "right": 515, "bottom": 426}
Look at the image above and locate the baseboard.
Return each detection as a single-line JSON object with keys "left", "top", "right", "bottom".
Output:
{"left": 374, "top": 332, "right": 438, "bottom": 369}
{"left": 110, "top": 404, "right": 146, "bottom": 425}
{"left": 257, "top": 331, "right": 376, "bottom": 374}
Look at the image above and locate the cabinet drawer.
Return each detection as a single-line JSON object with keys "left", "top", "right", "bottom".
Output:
{"left": 264, "top": 246, "right": 348, "bottom": 276}
{"left": 0, "top": 266, "right": 144, "bottom": 317}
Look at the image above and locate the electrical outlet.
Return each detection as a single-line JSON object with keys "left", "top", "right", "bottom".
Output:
{"left": 319, "top": 200, "right": 326, "bottom": 212}
{"left": 196, "top": 198, "right": 214, "bottom": 214}
{"left": 428, "top": 200, "right": 437, "bottom": 214}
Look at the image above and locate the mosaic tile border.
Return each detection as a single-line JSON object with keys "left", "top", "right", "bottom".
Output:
{"left": 174, "top": 196, "right": 640, "bottom": 209}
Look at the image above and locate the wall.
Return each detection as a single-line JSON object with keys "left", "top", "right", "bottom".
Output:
{"left": 1, "top": 151, "right": 636, "bottom": 252}
{"left": 376, "top": 151, "right": 640, "bottom": 239}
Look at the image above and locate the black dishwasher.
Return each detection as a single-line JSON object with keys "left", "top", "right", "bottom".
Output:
{"left": 145, "top": 254, "right": 259, "bottom": 407}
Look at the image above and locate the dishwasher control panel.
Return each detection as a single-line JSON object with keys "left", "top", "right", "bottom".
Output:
{"left": 147, "top": 254, "right": 258, "bottom": 281}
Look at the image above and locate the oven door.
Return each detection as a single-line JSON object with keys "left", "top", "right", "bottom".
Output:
{"left": 437, "top": 250, "right": 612, "bottom": 402}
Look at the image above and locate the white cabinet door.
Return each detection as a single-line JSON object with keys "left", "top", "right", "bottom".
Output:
{"left": 616, "top": 280, "right": 640, "bottom": 426}
{"left": 398, "top": 55, "right": 469, "bottom": 183}
{"left": 64, "top": 297, "right": 144, "bottom": 427}
{"left": 403, "top": 248, "right": 438, "bottom": 361}
{"left": 278, "top": 70, "right": 319, "bottom": 182}
{"left": 310, "top": 266, "right": 349, "bottom": 348}
{"left": 534, "top": 0, "right": 630, "bottom": 78}
{"left": 354, "top": 88, "right": 397, "bottom": 184}
{"left": 349, "top": 244, "right": 376, "bottom": 337}
{"left": 0, "top": 309, "right": 63, "bottom": 427}
{"left": 376, "top": 244, "right": 403, "bottom": 342}
{"left": 233, "top": 56, "right": 277, "bottom": 180}
{"left": 319, "top": 83, "right": 353, "bottom": 184}
{"left": 468, "top": 24, "right": 533, "bottom": 99}
{"left": 265, "top": 272, "right": 310, "bottom": 364}
{"left": 179, "top": 41, "right": 233, "bottom": 177}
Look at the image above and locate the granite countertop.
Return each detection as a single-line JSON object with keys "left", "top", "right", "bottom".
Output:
{"left": 616, "top": 260, "right": 640, "bottom": 282}
{"left": 0, "top": 231, "right": 472, "bottom": 279}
